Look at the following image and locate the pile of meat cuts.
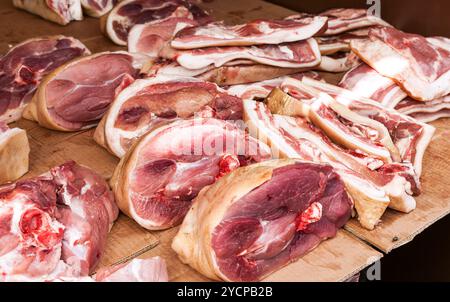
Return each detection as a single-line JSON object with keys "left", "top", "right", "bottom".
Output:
{"left": 2, "top": 0, "right": 449, "bottom": 282}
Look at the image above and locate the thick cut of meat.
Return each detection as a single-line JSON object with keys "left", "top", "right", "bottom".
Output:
{"left": 243, "top": 100, "right": 395, "bottom": 229}
{"left": 0, "top": 36, "right": 90, "bottom": 123}
{"left": 265, "top": 85, "right": 420, "bottom": 213}
{"left": 302, "top": 77, "right": 435, "bottom": 178}
{"left": 13, "top": 0, "right": 83, "bottom": 25}
{"left": 172, "top": 159, "right": 353, "bottom": 281}
{"left": 317, "top": 51, "right": 361, "bottom": 73}
{"left": 95, "top": 257, "right": 168, "bottom": 282}
{"left": 94, "top": 75, "right": 243, "bottom": 158}
{"left": 226, "top": 71, "right": 323, "bottom": 100}
{"left": 128, "top": 17, "right": 198, "bottom": 56}
{"left": 0, "top": 123, "right": 30, "bottom": 184}
{"left": 174, "top": 39, "right": 321, "bottom": 70}
{"left": 148, "top": 60, "right": 313, "bottom": 86}
{"left": 0, "top": 161, "right": 118, "bottom": 281}
{"left": 81, "top": 0, "right": 117, "bottom": 17}
{"left": 104, "top": 0, "right": 211, "bottom": 46}
{"left": 339, "top": 63, "right": 407, "bottom": 108}
{"left": 318, "top": 8, "right": 390, "bottom": 36}
{"left": 110, "top": 118, "right": 271, "bottom": 230}
{"left": 171, "top": 16, "right": 328, "bottom": 49}
{"left": 22, "top": 51, "right": 150, "bottom": 131}
{"left": 395, "top": 95, "right": 450, "bottom": 123}
{"left": 351, "top": 27, "right": 450, "bottom": 101}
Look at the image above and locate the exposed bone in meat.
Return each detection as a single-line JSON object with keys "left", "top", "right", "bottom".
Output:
{"left": 172, "top": 159, "right": 353, "bottom": 281}
{"left": 171, "top": 16, "right": 328, "bottom": 49}
{"left": 0, "top": 36, "right": 90, "bottom": 123}
{"left": 104, "top": 0, "right": 211, "bottom": 45}
{"left": 351, "top": 27, "right": 450, "bottom": 101}
{"left": 81, "top": 0, "right": 117, "bottom": 17}
{"left": 22, "top": 51, "right": 151, "bottom": 131}
{"left": 13, "top": 0, "right": 83, "bottom": 25}
{"left": 110, "top": 118, "right": 272, "bottom": 230}
{"left": 0, "top": 161, "right": 118, "bottom": 281}
{"left": 0, "top": 122, "right": 30, "bottom": 184}
{"left": 174, "top": 39, "right": 321, "bottom": 70}
{"left": 94, "top": 75, "right": 243, "bottom": 157}
{"left": 302, "top": 77, "right": 435, "bottom": 178}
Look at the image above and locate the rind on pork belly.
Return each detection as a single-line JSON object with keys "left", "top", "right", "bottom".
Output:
{"left": 110, "top": 118, "right": 272, "bottom": 230}
{"left": 172, "top": 159, "right": 353, "bottom": 281}
{"left": 0, "top": 123, "right": 30, "bottom": 184}
{"left": 94, "top": 75, "right": 243, "bottom": 158}
{"left": 22, "top": 51, "right": 152, "bottom": 132}
{"left": 13, "top": 0, "right": 83, "bottom": 25}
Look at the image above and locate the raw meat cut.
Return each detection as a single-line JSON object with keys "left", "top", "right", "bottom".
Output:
{"left": 149, "top": 60, "right": 313, "bottom": 86}
{"left": 128, "top": 17, "right": 198, "bottom": 56}
{"left": 244, "top": 100, "right": 403, "bottom": 229}
{"left": 318, "top": 8, "right": 390, "bottom": 36}
{"left": 0, "top": 161, "right": 118, "bottom": 281}
{"left": 174, "top": 39, "right": 321, "bottom": 70}
{"left": 264, "top": 86, "right": 420, "bottom": 213}
{"left": 172, "top": 159, "right": 353, "bottom": 281}
{"left": 94, "top": 75, "right": 243, "bottom": 158}
{"left": 227, "top": 71, "right": 323, "bottom": 100}
{"left": 317, "top": 52, "right": 360, "bottom": 73}
{"left": 302, "top": 77, "right": 435, "bottom": 178}
{"left": 81, "top": 0, "right": 117, "bottom": 17}
{"left": 0, "top": 122, "right": 30, "bottom": 184}
{"left": 103, "top": 0, "right": 211, "bottom": 46}
{"left": 339, "top": 62, "right": 407, "bottom": 108}
{"left": 95, "top": 257, "right": 168, "bottom": 282}
{"left": 395, "top": 95, "right": 450, "bottom": 123}
{"left": 110, "top": 118, "right": 272, "bottom": 230}
{"left": 350, "top": 27, "right": 450, "bottom": 101}
{"left": 23, "top": 51, "right": 151, "bottom": 131}
{"left": 0, "top": 36, "right": 90, "bottom": 123}
{"left": 13, "top": 0, "right": 83, "bottom": 25}
{"left": 171, "top": 16, "right": 328, "bottom": 49}
{"left": 316, "top": 27, "right": 372, "bottom": 55}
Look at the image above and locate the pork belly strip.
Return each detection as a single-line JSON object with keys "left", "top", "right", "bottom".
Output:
{"left": 171, "top": 16, "right": 328, "bottom": 49}
{"left": 172, "top": 159, "right": 352, "bottom": 281}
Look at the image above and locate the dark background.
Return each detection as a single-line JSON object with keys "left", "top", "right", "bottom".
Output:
{"left": 267, "top": 0, "right": 450, "bottom": 281}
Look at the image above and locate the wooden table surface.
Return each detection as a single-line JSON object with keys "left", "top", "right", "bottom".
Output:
{"left": 2, "top": 0, "right": 449, "bottom": 281}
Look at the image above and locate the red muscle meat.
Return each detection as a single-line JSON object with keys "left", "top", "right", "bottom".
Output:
{"left": 104, "top": 0, "right": 211, "bottom": 45}
{"left": 95, "top": 75, "right": 243, "bottom": 157}
{"left": 23, "top": 51, "right": 150, "bottom": 131}
{"left": 0, "top": 36, "right": 90, "bottom": 123}
{"left": 172, "top": 160, "right": 352, "bottom": 281}
{"left": 81, "top": 0, "right": 117, "bottom": 17}
{"left": 0, "top": 161, "right": 118, "bottom": 281}
{"left": 111, "top": 118, "right": 272, "bottom": 230}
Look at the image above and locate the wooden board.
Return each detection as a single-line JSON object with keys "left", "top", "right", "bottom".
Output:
{"left": 1, "top": 0, "right": 448, "bottom": 281}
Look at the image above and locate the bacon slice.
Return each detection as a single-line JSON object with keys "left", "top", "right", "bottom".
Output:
{"left": 0, "top": 122, "right": 30, "bottom": 184}
{"left": 171, "top": 16, "right": 328, "bottom": 49}
{"left": 351, "top": 27, "right": 450, "bottom": 101}
{"left": 174, "top": 39, "right": 321, "bottom": 70}
{"left": 395, "top": 95, "right": 450, "bottom": 123}
{"left": 110, "top": 118, "right": 271, "bottom": 230}
{"left": 302, "top": 77, "right": 435, "bottom": 177}
{"left": 13, "top": 0, "right": 83, "bottom": 25}
{"left": 94, "top": 75, "right": 243, "bottom": 158}
{"left": 339, "top": 62, "right": 407, "bottom": 108}
{"left": 318, "top": 8, "right": 390, "bottom": 36}
{"left": 243, "top": 100, "right": 389, "bottom": 230}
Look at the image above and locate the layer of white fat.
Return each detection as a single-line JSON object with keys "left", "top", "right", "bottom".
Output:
{"left": 104, "top": 75, "right": 203, "bottom": 158}
{"left": 0, "top": 127, "right": 22, "bottom": 146}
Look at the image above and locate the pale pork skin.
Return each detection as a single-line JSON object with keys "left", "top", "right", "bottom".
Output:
{"left": 172, "top": 160, "right": 352, "bottom": 281}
